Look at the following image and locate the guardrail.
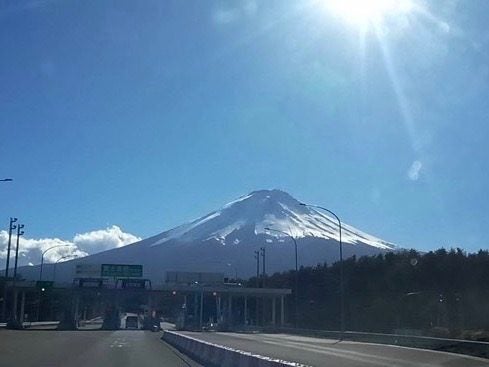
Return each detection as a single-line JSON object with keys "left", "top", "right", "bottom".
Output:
{"left": 263, "top": 327, "right": 489, "bottom": 359}
{"left": 162, "top": 330, "right": 310, "bottom": 367}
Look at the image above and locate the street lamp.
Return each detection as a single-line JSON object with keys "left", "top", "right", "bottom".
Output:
{"left": 0, "top": 178, "right": 13, "bottom": 182}
{"left": 37, "top": 245, "right": 74, "bottom": 321}
{"left": 52, "top": 255, "right": 78, "bottom": 282}
{"left": 39, "top": 245, "right": 74, "bottom": 281}
{"left": 265, "top": 227, "right": 299, "bottom": 328}
{"left": 300, "top": 203, "right": 345, "bottom": 338}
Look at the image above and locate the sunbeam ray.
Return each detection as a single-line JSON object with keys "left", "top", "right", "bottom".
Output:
{"left": 373, "top": 22, "right": 419, "bottom": 153}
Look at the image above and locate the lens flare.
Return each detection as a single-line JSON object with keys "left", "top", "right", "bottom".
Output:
{"left": 323, "top": 0, "right": 414, "bottom": 28}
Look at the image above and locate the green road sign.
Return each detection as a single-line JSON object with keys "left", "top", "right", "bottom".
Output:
{"left": 101, "top": 264, "right": 143, "bottom": 278}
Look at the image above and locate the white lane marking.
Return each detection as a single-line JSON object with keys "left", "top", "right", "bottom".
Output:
{"left": 216, "top": 333, "right": 489, "bottom": 364}
{"left": 255, "top": 338, "right": 430, "bottom": 367}
{"left": 206, "top": 333, "right": 417, "bottom": 367}
{"left": 109, "top": 336, "right": 129, "bottom": 348}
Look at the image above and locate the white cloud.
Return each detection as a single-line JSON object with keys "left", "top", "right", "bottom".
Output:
{"left": 0, "top": 225, "right": 141, "bottom": 267}
{"left": 408, "top": 160, "right": 423, "bottom": 181}
{"left": 74, "top": 225, "right": 140, "bottom": 253}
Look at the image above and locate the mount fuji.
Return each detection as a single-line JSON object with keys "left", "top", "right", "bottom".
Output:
{"left": 19, "top": 189, "right": 396, "bottom": 282}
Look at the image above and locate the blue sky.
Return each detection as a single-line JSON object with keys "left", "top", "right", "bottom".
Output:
{"left": 1, "top": 0, "right": 488, "bottom": 257}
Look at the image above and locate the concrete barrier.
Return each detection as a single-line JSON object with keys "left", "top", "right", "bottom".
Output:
{"left": 162, "top": 330, "right": 310, "bottom": 367}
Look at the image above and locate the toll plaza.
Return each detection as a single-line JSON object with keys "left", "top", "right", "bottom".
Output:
{"left": 1, "top": 267, "right": 291, "bottom": 330}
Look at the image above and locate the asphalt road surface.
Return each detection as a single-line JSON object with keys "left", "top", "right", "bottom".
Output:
{"left": 0, "top": 329, "right": 200, "bottom": 367}
{"left": 178, "top": 331, "right": 489, "bottom": 367}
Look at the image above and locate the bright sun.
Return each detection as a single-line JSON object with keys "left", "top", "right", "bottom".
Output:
{"left": 324, "top": 0, "right": 414, "bottom": 28}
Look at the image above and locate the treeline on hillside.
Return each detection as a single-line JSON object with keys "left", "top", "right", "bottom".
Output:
{"left": 250, "top": 249, "right": 489, "bottom": 339}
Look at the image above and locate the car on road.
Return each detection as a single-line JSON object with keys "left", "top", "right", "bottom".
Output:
{"left": 125, "top": 316, "right": 139, "bottom": 329}
{"left": 121, "top": 313, "right": 142, "bottom": 329}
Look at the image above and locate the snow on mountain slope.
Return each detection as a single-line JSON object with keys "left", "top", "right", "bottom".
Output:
{"left": 149, "top": 189, "right": 395, "bottom": 250}
{"left": 17, "top": 189, "right": 396, "bottom": 281}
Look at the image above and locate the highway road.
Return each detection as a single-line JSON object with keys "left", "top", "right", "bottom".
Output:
{"left": 178, "top": 331, "right": 489, "bottom": 367}
{"left": 0, "top": 329, "right": 200, "bottom": 367}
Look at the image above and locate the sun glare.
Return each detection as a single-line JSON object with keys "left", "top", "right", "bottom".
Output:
{"left": 323, "top": 0, "right": 413, "bottom": 28}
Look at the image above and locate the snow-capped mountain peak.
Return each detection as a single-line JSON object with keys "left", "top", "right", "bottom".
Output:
{"left": 150, "top": 189, "right": 395, "bottom": 250}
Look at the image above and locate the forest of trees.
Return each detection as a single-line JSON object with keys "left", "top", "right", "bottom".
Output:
{"left": 252, "top": 248, "right": 489, "bottom": 340}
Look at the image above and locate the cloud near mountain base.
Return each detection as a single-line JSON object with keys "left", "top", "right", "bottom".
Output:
{"left": 0, "top": 225, "right": 141, "bottom": 268}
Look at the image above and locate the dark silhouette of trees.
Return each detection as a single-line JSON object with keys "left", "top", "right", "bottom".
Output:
{"left": 251, "top": 248, "right": 489, "bottom": 340}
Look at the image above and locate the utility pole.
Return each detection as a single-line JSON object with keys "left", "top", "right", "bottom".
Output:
{"left": 260, "top": 247, "right": 266, "bottom": 325}
{"left": 254, "top": 250, "right": 260, "bottom": 326}
{"left": 199, "top": 287, "right": 204, "bottom": 330}
{"left": 2, "top": 217, "right": 17, "bottom": 321}
{"left": 13, "top": 224, "right": 25, "bottom": 278}
{"left": 5, "top": 217, "right": 18, "bottom": 278}
{"left": 254, "top": 251, "right": 260, "bottom": 288}
{"left": 11, "top": 224, "right": 24, "bottom": 323}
